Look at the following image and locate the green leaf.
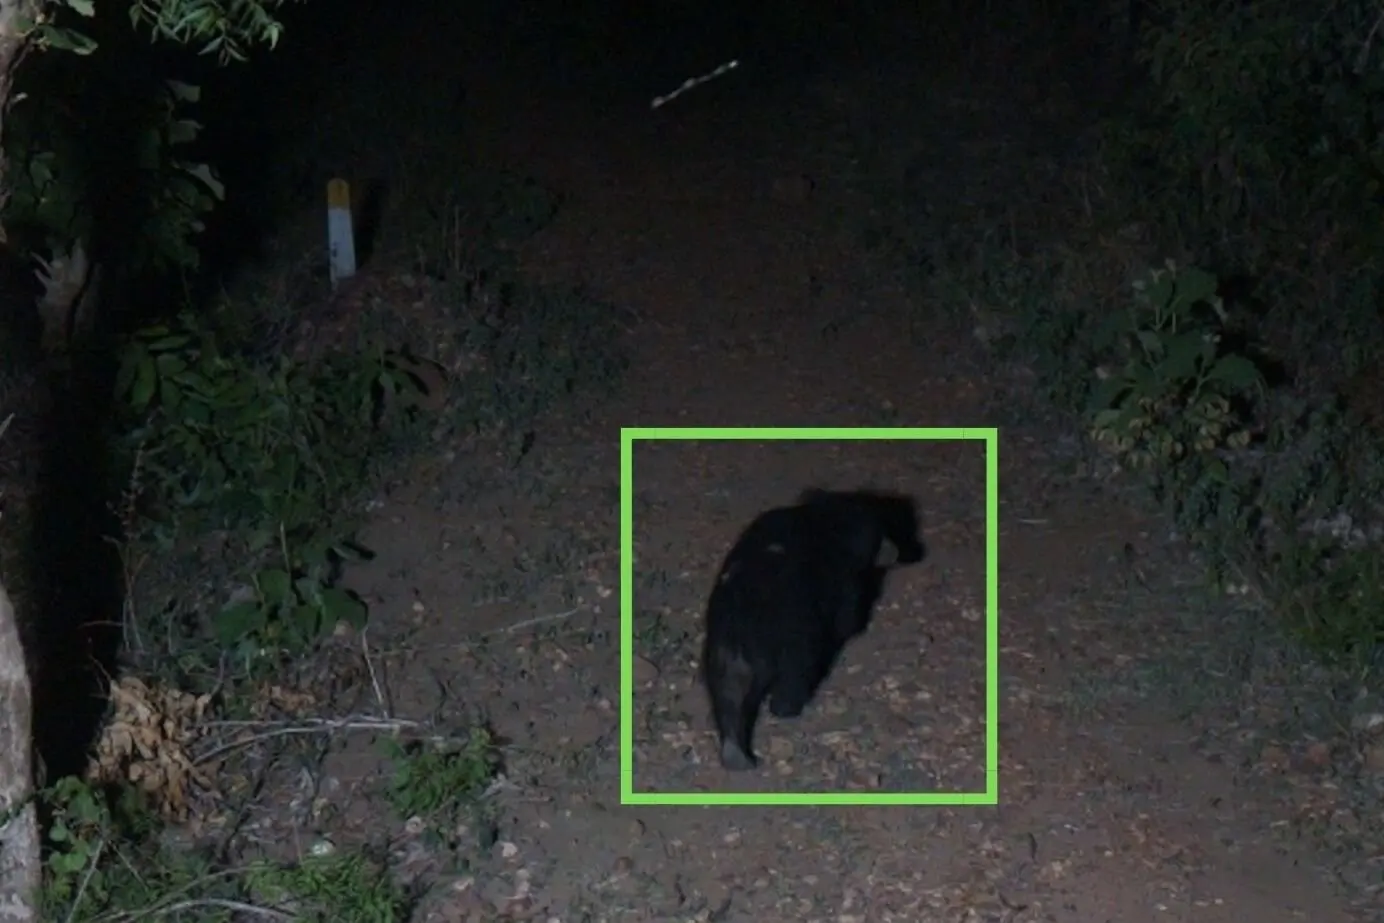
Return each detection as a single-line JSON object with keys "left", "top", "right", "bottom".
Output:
{"left": 181, "top": 398, "right": 212, "bottom": 426}
{"left": 296, "top": 542, "right": 331, "bottom": 569}
{"left": 1086, "top": 376, "right": 1132, "bottom": 414}
{"left": 1162, "top": 330, "right": 1213, "bottom": 382}
{"left": 215, "top": 601, "right": 266, "bottom": 645}
{"left": 331, "top": 542, "right": 371, "bottom": 563}
{"left": 1134, "top": 329, "right": 1164, "bottom": 357}
{"left": 167, "top": 119, "right": 201, "bottom": 146}
{"left": 1206, "top": 354, "right": 1262, "bottom": 392}
{"left": 1169, "top": 266, "right": 1219, "bottom": 310}
{"left": 1138, "top": 272, "right": 1174, "bottom": 311}
{"left": 376, "top": 368, "right": 400, "bottom": 396}
{"left": 245, "top": 529, "right": 277, "bottom": 552}
{"left": 166, "top": 79, "right": 201, "bottom": 103}
{"left": 170, "top": 370, "right": 211, "bottom": 395}
{"left": 155, "top": 351, "right": 188, "bottom": 376}
{"left": 36, "top": 24, "right": 98, "bottom": 54}
{"left": 321, "top": 587, "right": 368, "bottom": 628}
{"left": 28, "top": 156, "right": 54, "bottom": 187}
{"left": 256, "top": 568, "right": 293, "bottom": 607}
{"left": 293, "top": 575, "right": 323, "bottom": 602}
{"left": 148, "top": 334, "right": 194, "bottom": 352}
{"left": 66, "top": 0, "right": 97, "bottom": 15}
{"left": 183, "top": 161, "right": 225, "bottom": 200}
{"left": 1130, "top": 362, "right": 1159, "bottom": 394}
{"left": 159, "top": 377, "right": 183, "bottom": 412}
{"left": 270, "top": 452, "right": 299, "bottom": 487}
{"left": 292, "top": 603, "right": 324, "bottom": 639}
{"left": 1203, "top": 457, "right": 1230, "bottom": 484}
{"left": 130, "top": 355, "right": 158, "bottom": 411}
{"left": 114, "top": 347, "right": 147, "bottom": 402}
{"left": 1091, "top": 407, "right": 1126, "bottom": 430}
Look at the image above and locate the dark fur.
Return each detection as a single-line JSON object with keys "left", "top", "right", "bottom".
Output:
{"left": 701, "top": 488, "right": 925, "bottom": 770}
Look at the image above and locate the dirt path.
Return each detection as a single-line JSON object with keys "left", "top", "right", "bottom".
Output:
{"left": 312, "top": 20, "right": 1370, "bottom": 923}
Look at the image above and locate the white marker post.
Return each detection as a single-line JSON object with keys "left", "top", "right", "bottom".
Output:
{"left": 326, "top": 178, "right": 356, "bottom": 289}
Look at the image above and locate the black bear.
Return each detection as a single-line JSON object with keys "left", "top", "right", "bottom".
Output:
{"left": 701, "top": 488, "right": 925, "bottom": 771}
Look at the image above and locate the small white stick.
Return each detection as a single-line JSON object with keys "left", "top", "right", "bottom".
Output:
{"left": 651, "top": 59, "right": 740, "bottom": 109}
{"left": 488, "top": 606, "right": 584, "bottom": 636}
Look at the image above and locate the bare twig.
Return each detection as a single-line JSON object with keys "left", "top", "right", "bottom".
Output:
{"left": 485, "top": 606, "right": 584, "bottom": 637}
{"left": 145, "top": 898, "right": 294, "bottom": 921}
{"left": 1355, "top": 5, "right": 1384, "bottom": 73}
{"left": 62, "top": 837, "right": 104, "bottom": 923}
{"left": 360, "top": 626, "right": 390, "bottom": 717}
{"left": 650, "top": 59, "right": 740, "bottom": 109}
{"left": 192, "top": 715, "right": 424, "bottom": 765}
{"left": 111, "top": 441, "right": 148, "bottom": 658}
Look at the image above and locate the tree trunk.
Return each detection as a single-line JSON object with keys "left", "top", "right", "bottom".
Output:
{"left": 0, "top": 0, "right": 44, "bottom": 231}
{"left": 0, "top": 9, "right": 44, "bottom": 910}
{"left": 0, "top": 577, "right": 37, "bottom": 923}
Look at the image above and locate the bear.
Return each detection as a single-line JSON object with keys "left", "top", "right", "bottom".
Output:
{"left": 701, "top": 487, "right": 925, "bottom": 771}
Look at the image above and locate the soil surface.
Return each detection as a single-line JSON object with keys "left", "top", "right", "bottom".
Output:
{"left": 265, "top": 6, "right": 1378, "bottom": 922}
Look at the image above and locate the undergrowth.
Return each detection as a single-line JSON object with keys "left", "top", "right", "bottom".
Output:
{"left": 42, "top": 774, "right": 413, "bottom": 922}
{"left": 21, "top": 163, "right": 624, "bottom": 918}
{"left": 0, "top": 0, "right": 636, "bottom": 916}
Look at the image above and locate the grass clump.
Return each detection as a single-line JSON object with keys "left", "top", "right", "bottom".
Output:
{"left": 381, "top": 725, "right": 504, "bottom": 859}
{"left": 42, "top": 775, "right": 411, "bottom": 923}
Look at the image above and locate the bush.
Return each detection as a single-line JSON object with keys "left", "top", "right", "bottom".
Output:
{"left": 114, "top": 311, "right": 400, "bottom": 674}
{"left": 1107, "top": 0, "right": 1384, "bottom": 378}
{"left": 905, "top": 0, "right": 1384, "bottom": 668}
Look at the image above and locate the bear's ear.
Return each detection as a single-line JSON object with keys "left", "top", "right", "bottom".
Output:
{"left": 874, "top": 537, "right": 900, "bottom": 567}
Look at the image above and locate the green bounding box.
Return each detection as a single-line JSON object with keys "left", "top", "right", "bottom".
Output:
{"left": 619, "top": 427, "right": 999, "bottom": 807}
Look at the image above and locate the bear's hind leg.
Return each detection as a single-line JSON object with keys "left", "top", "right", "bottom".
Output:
{"left": 708, "top": 648, "right": 771, "bottom": 770}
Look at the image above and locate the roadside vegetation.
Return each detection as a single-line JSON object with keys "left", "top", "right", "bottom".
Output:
{"left": 0, "top": 1, "right": 625, "bottom": 918}
{"left": 889, "top": 0, "right": 1384, "bottom": 676}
